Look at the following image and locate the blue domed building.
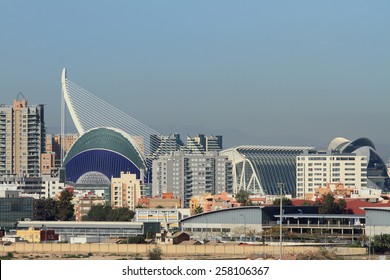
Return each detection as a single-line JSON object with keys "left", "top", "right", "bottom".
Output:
{"left": 64, "top": 127, "right": 147, "bottom": 184}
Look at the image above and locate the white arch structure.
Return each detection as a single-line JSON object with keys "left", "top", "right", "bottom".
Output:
{"left": 221, "top": 145, "right": 314, "bottom": 195}
{"left": 60, "top": 68, "right": 178, "bottom": 166}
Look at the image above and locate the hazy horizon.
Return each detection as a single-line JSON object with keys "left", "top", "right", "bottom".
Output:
{"left": 1, "top": 1, "right": 389, "bottom": 159}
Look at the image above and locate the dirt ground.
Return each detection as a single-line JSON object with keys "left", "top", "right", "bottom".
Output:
{"left": 2, "top": 251, "right": 375, "bottom": 260}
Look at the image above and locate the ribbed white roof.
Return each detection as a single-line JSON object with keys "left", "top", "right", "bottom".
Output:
{"left": 235, "top": 145, "right": 314, "bottom": 152}
{"left": 328, "top": 137, "right": 350, "bottom": 151}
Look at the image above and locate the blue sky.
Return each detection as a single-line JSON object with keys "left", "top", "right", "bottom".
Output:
{"left": 0, "top": 1, "right": 389, "bottom": 158}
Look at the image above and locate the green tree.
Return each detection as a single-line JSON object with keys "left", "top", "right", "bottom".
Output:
{"left": 371, "top": 234, "right": 390, "bottom": 254}
{"left": 34, "top": 197, "right": 58, "bottom": 221}
{"left": 57, "top": 189, "right": 75, "bottom": 221}
{"left": 125, "top": 236, "right": 146, "bottom": 244}
{"left": 193, "top": 205, "right": 203, "bottom": 214}
{"left": 45, "top": 198, "right": 58, "bottom": 220}
{"left": 82, "top": 205, "right": 135, "bottom": 221}
{"left": 34, "top": 199, "right": 46, "bottom": 220}
{"left": 272, "top": 198, "right": 293, "bottom": 206}
{"left": 317, "top": 193, "right": 352, "bottom": 214}
{"left": 82, "top": 205, "right": 111, "bottom": 221}
{"left": 235, "top": 189, "right": 252, "bottom": 206}
{"left": 108, "top": 207, "right": 135, "bottom": 221}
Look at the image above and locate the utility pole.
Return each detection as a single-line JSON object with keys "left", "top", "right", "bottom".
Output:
{"left": 278, "top": 182, "right": 285, "bottom": 260}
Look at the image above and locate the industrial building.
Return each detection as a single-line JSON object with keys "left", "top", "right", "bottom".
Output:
{"left": 16, "top": 221, "right": 161, "bottom": 242}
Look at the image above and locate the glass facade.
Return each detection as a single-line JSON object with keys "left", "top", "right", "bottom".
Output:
{"left": 0, "top": 197, "right": 35, "bottom": 230}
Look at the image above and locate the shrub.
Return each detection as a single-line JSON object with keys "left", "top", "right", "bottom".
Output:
{"left": 148, "top": 246, "right": 163, "bottom": 260}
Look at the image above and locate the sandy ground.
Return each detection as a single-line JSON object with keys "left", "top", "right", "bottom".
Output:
{"left": 2, "top": 251, "right": 374, "bottom": 260}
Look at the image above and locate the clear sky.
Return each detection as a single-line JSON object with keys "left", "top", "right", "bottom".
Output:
{"left": 1, "top": 1, "right": 389, "bottom": 158}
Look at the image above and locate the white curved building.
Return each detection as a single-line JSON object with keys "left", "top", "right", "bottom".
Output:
{"left": 220, "top": 145, "right": 314, "bottom": 195}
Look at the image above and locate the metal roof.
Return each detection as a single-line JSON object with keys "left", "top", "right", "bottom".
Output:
{"left": 17, "top": 221, "right": 146, "bottom": 229}
{"left": 274, "top": 214, "right": 365, "bottom": 219}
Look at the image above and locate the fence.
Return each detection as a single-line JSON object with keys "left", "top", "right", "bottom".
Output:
{"left": 0, "top": 242, "right": 366, "bottom": 257}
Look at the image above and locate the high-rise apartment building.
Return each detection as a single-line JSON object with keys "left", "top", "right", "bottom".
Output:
{"left": 45, "top": 133, "right": 78, "bottom": 167}
{"left": 152, "top": 151, "right": 233, "bottom": 207}
{"left": 296, "top": 150, "right": 368, "bottom": 199}
{"left": 186, "top": 134, "right": 222, "bottom": 154}
{"left": 111, "top": 172, "right": 142, "bottom": 210}
{"left": 149, "top": 133, "right": 184, "bottom": 155}
{"left": 0, "top": 94, "right": 45, "bottom": 177}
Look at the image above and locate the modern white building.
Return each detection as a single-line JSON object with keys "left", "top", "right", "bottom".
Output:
{"left": 152, "top": 151, "right": 233, "bottom": 207}
{"left": 296, "top": 150, "right": 368, "bottom": 198}
{"left": 221, "top": 145, "right": 313, "bottom": 195}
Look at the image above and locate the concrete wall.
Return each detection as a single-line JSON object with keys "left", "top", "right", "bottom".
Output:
{"left": 0, "top": 242, "right": 366, "bottom": 257}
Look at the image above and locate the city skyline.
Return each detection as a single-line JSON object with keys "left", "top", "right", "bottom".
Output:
{"left": 0, "top": 1, "right": 389, "bottom": 158}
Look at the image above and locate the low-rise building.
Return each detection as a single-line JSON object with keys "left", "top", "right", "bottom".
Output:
{"left": 16, "top": 226, "right": 58, "bottom": 243}
{"left": 135, "top": 208, "right": 190, "bottom": 230}
{"left": 17, "top": 221, "right": 161, "bottom": 242}
{"left": 190, "top": 192, "right": 239, "bottom": 214}
{"left": 138, "top": 192, "right": 181, "bottom": 208}
{"left": 364, "top": 207, "right": 390, "bottom": 237}
{"left": 73, "top": 191, "right": 106, "bottom": 221}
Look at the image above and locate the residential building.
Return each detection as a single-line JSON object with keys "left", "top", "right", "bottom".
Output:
{"left": 189, "top": 192, "right": 239, "bottom": 214}
{"left": 186, "top": 134, "right": 222, "bottom": 154}
{"left": 111, "top": 172, "right": 142, "bottom": 210}
{"left": 74, "top": 192, "right": 106, "bottom": 221}
{"left": 149, "top": 133, "right": 184, "bottom": 156}
{"left": 0, "top": 174, "right": 64, "bottom": 199}
{"left": 296, "top": 150, "right": 368, "bottom": 199}
{"left": 46, "top": 133, "right": 78, "bottom": 167}
{"left": 0, "top": 94, "right": 45, "bottom": 177}
{"left": 41, "top": 174, "right": 65, "bottom": 198}
{"left": 152, "top": 151, "right": 233, "bottom": 207}
{"left": 40, "top": 153, "right": 56, "bottom": 175}
{"left": 138, "top": 192, "right": 181, "bottom": 208}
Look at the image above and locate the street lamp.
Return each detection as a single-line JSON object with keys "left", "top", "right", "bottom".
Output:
{"left": 240, "top": 214, "right": 247, "bottom": 241}
{"left": 278, "top": 182, "right": 285, "bottom": 260}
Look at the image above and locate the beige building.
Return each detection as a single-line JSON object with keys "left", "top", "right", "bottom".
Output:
{"left": 74, "top": 193, "right": 106, "bottom": 221}
{"left": 111, "top": 172, "right": 142, "bottom": 210}
{"left": 40, "top": 153, "right": 56, "bottom": 175}
{"left": 16, "top": 227, "right": 41, "bottom": 243}
{"left": 0, "top": 94, "right": 45, "bottom": 177}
